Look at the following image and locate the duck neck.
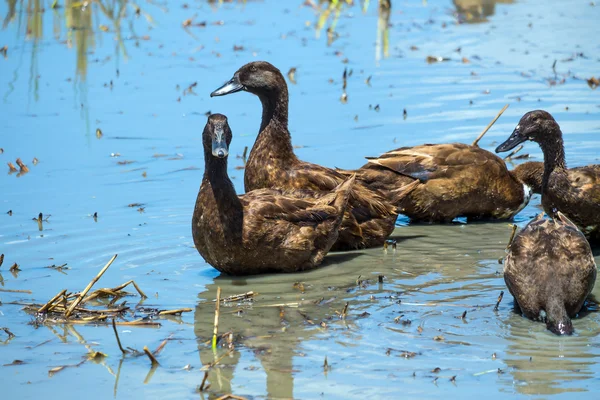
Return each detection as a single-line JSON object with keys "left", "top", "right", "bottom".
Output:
{"left": 255, "top": 86, "right": 296, "bottom": 160}
{"left": 540, "top": 126, "right": 567, "bottom": 188}
{"left": 203, "top": 151, "right": 240, "bottom": 206}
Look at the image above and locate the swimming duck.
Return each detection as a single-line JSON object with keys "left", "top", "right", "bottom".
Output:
{"left": 210, "top": 61, "right": 416, "bottom": 251}
{"left": 341, "top": 142, "right": 532, "bottom": 222}
{"left": 512, "top": 161, "right": 600, "bottom": 196}
{"left": 192, "top": 114, "right": 355, "bottom": 275}
{"left": 503, "top": 212, "right": 597, "bottom": 335}
{"left": 496, "top": 110, "right": 600, "bottom": 240}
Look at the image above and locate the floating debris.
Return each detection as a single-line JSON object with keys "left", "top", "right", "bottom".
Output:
{"left": 96, "top": 128, "right": 103, "bottom": 139}
{"left": 7, "top": 162, "right": 17, "bottom": 173}
{"left": 587, "top": 76, "right": 599, "bottom": 89}
{"left": 426, "top": 55, "right": 450, "bottom": 64}
{"left": 4, "top": 359, "right": 24, "bottom": 366}
{"left": 143, "top": 346, "right": 160, "bottom": 366}
{"left": 1, "top": 327, "right": 15, "bottom": 339}
{"left": 16, "top": 158, "right": 29, "bottom": 173}
{"left": 287, "top": 67, "right": 297, "bottom": 84}
{"left": 0, "top": 253, "right": 3, "bottom": 267}
{"left": 23, "top": 254, "right": 189, "bottom": 326}
{"left": 45, "top": 263, "right": 69, "bottom": 273}
{"left": 0, "top": 45, "right": 7, "bottom": 58}
{"left": 383, "top": 239, "right": 397, "bottom": 251}
{"left": 493, "top": 291, "right": 504, "bottom": 311}
{"left": 9, "top": 263, "right": 20, "bottom": 273}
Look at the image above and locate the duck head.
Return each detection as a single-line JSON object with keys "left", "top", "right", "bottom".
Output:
{"left": 496, "top": 110, "right": 559, "bottom": 153}
{"left": 203, "top": 113, "right": 232, "bottom": 158}
{"left": 210, "top": 61, "right": 286, "bottom": 97}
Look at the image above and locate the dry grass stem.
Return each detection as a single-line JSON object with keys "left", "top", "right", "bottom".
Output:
{"left": 112, "top": 319, "right": 128, "bottom": 354}
{"left": 158, "top": 308, "right": 192, "bottom": 316}
{"left": 472, "top": 104, "right": 509, "bottom": 147}
{"left": 217, "top": 291, "right": 256, "bottom": 303}
{"left": 212, "top": 287, "right": 221, "bottom": 349}
{"left": 143, "top": 346, "right": 160, "bottom": 366}
{"left": 503, "top": 145, "right": 524, "bottom": 161}
{"left": 506, "top": 224, "right": 518, "bottom": 249}
{"left": 65, "top": 254, "right": 118, "bottom": 318}
{"left": 0, "top": 288, "right": 32, "bottom": 294}
{"left": 493, "top": 291, "right": 504, "bottom": 312}
{"left": 198, "top": 371, "right": 209, "bottom": 391}
{"left": 38, "top": 289, "right": 67, "bottom": 313}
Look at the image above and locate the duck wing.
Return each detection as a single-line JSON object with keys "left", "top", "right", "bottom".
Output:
{"left": 365, "top": 143, "right": 494, "bottom": 182}
{"left": 569, "top": 165, "right": 600, "bottom": 191}
{"left": 293, "top": 160, "right": 396, "bottom": 219}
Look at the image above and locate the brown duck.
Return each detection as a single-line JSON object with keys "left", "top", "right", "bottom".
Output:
{"left": 496, "top": 110, "right": 600, "bottom": 240}
{"left": 503, "top": 212, "right": 597, "bottom": 335}
{"left": 192, "top": 114, "right": 355, "bottom": 275}
{"left": 210, "top": 61, "right": 416, "bottom": 251}
{"left": 341, "top": 142, "right": 532, "bottom": 222}
{"left": 512, "top": 161, "right": 600, "bottom": 196}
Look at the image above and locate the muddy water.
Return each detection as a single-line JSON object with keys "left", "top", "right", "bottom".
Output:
{"left": 1, "top": 0, "right": 600, "bottom": 398}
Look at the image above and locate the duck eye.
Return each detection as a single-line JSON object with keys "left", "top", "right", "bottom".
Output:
{"left": 250, "top": 65, "right": 257, "bottom": 72}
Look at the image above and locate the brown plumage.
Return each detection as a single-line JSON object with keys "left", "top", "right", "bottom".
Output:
{"left": 341, "top": 143, "right": 531, "bottom": 222}
{"left": 210, "top": 61, "right": 415, "bottom": 251}
{"left": 192, "top": 114, "right": 355, "bottom": 275}
{"left": 496, "top": 110, "right": 600, "bottom": 240}
{"left": 513, "top": 161, "right": 600, "bottom": 196}
{"left": 503, "top": 212, "right": 597, "bottom": 335}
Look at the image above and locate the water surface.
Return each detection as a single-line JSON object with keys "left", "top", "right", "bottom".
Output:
{"left": 1, "top": 0, "right": 600, "bottom": 398}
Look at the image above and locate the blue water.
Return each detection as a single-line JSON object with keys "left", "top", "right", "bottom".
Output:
{"left": 1, "top": 0, "right": 600, "bottom": 398}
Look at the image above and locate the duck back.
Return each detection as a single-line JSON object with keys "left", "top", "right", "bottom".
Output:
{"left": 503, "top": 213, "right": 597, "bottom": 334}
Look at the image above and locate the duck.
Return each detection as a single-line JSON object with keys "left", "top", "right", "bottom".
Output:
{"left": 496, "top": 110, "right": 600, "bottom": 240}
{"left": 192, "top": 114, "right": 355, "bottom": 275}
{"left": 503, "top": 212, "right": 597, "bottom": 335}
{"left": 210, "top": 61, "right": 417, "bottom": 251}
{"left": 339, "top": 142, "right": 532, "bottom": 223}
{"left": 512, "top": 161, "right": 600, "bottom": 196}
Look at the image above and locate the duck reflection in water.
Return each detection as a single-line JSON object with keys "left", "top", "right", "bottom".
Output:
{"left": 453, "top": 0, "right": 515, "bottom": 23}
{"left": 502, "top": 294, "right": 600, "bottom": 396}
{"left": 195, "top": 279, "right": 316, "bottom": 398}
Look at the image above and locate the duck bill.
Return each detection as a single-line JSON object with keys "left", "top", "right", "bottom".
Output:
{"left": 495, "top": 127, "right": 527, "bottom": 153}
{"left": 210, "top": 76, "right": 244, "bottom": 97}
{"left": 212, "top": 127, "right": 229, "bottom": 158}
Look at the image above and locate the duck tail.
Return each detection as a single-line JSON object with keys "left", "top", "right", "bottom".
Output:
{"left": 331, "top": 174, "right": 356, "bottom": 213}
{"left": 545, "top": 297, "right": 574, "bottom": 335}
{"left": 388, "top": 179, "right": 420, "bottom": 205}
{"left": 313, "top": 174, "right": 355, "bottom": 213}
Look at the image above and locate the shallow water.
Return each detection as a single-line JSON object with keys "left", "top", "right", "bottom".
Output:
{"left": 1, "top": 0, "right": 600, "bottom": 398}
